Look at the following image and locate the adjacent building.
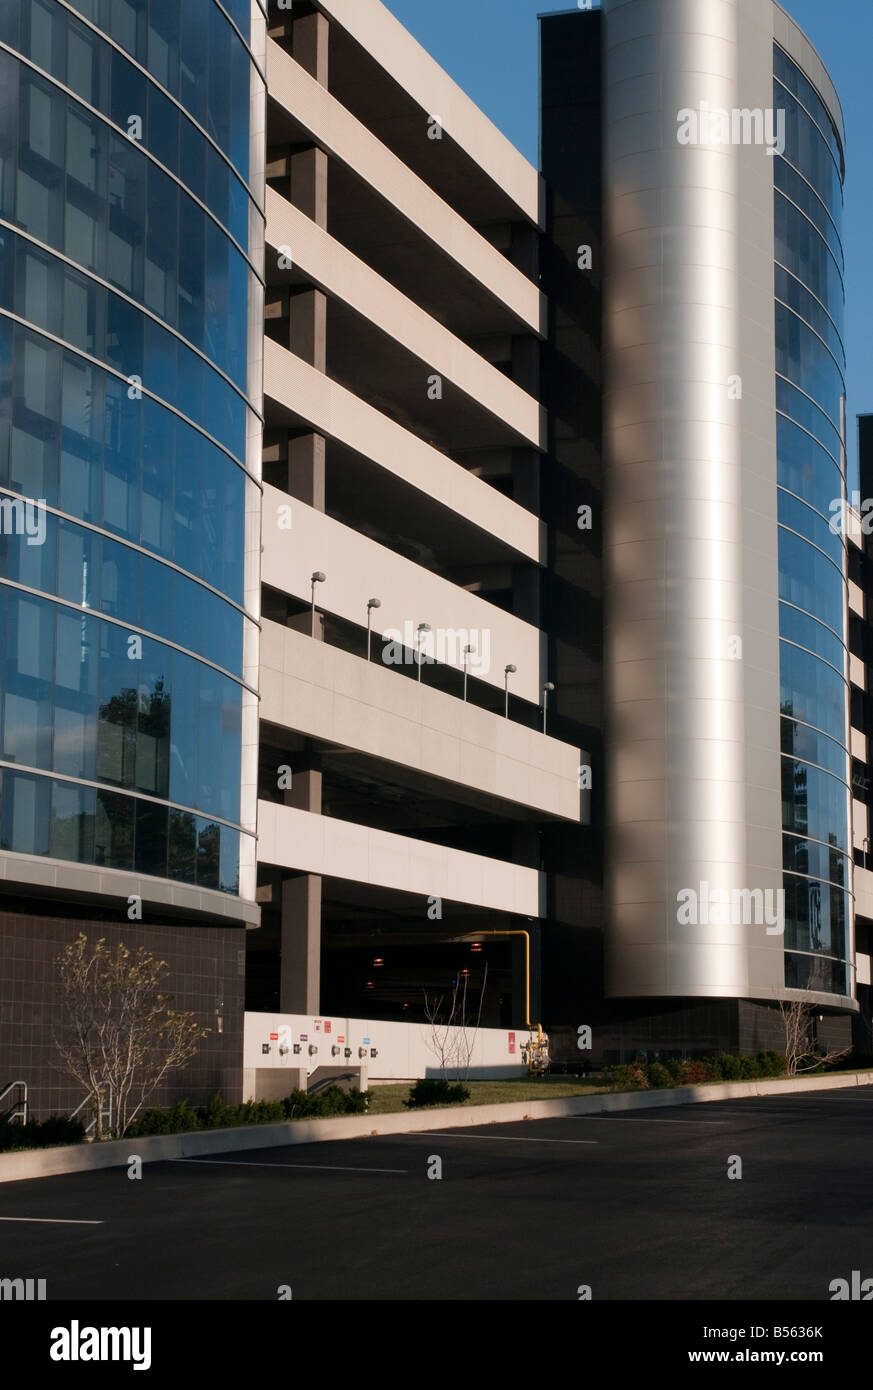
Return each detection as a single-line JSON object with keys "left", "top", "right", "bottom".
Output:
{"left": 252, "top": 0, "right": 589, "bottom": 1033}
{"left": 541, "top": 0, "right": 855, "bottom": 1058}
{"left": 0, "top": 0, "right": 265, "bottom": 1112}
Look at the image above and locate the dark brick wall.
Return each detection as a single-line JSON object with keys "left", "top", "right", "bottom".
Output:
{"left": 583, "top": 1000, "right": 741, "bottom": 1063}
{"left": 738, "top": 998, "right": 854, "bottom": 1055}
{"left": 0, "top": 904, "right": 245, "bottom": 1121}
{"left": 549, "top": 997, "right": 856, "bottom": 1065}
{"left": 737, "top": 999, "right": 786, "bottom": 1052}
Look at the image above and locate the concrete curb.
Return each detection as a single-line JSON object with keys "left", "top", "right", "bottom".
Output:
{"left": 3, "top": 1070, "right": 871, "bottom": 1184}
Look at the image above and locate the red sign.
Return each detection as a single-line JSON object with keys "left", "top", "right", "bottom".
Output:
{"left": 314, "top": 1019, "right": 321, "bottom": 1031}
{"left": 338, "top": 1036, "right": 345, "bottom": 1043}
{"left": 269, "top": 1032, "right": 278, "bottom": 1041}
{"left": 325, "top": 1021, "right": 332, "bottom": 1034}
{"left": 508, "top": 1032, "right": 516, "bottom": 1054}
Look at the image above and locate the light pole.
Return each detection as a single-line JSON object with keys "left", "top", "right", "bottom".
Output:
{"left": 542, "top": 681, "right": 555, "bottom": 735}
{"left": 463, "top": 643, "right": 475, "bottom": 701}
{"left": 504, "top": 663, "right": 516, "bottom": 718}
{"left": 366, "top": 597, "right": 381, "bottom": 662}
{"left": 310, "top": 571, "right": 326, "bottom": 638}
{"left": 416, "top": 623, "right": 431, "bottom": 681}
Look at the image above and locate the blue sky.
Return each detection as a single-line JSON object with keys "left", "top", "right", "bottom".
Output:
{"left": 383, "top": 0, "right": 873, "bottom": 489}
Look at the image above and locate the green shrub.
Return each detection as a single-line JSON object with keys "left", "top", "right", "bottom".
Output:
{"left": 662, "top": 1057, "right": 686, "bottom": 1084}
{"left": 700, "top": 1055, "right": 724, "bottom": 1081}
{"left": 606, "top": 1063, "right": 649, "bottom": 1090}
{"left": 717, "top": 1052, "right": 743, "bottom": 1080}
{"left": 0, "top": 1115, "right": 86, "bottom": 1152}
{"left": 127, "top": 1100, "right": 201, "bottom": 1137}
{"left": 739, "top": 1055, "right": 762, "bottom": 1079}
{"left": 282, "top": 1086, "right": 371, "bottom": 1118}
{"left": 647, "top": 1062, "right": 673, "bottom": 1088}
{"left": 756, "top": 1050, "right": 786, "bottom": 1078}
{"left": 403, "top": 1078, "right": 471, "bottom": 1108}
{"left": 343, "top": 1088, "right": 369, "bottom": 1115}
{"left": 681, "top": 1059, "right": 709, "bottom": 1085}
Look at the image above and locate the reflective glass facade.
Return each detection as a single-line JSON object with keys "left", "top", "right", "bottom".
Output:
{"left": 0, "top": 0, "right": 262, "bottom": 897}
{"left": 774, "top": 44, "right": 850, "bottom": 995}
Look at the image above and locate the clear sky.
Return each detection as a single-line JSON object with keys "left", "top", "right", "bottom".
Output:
{"left": 383, "top": 0, "right": 873, "bottom": 490}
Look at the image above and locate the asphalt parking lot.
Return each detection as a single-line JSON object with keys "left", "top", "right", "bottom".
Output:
{"left": 1, "top": 1089, "right": 872, "bottom": 1301}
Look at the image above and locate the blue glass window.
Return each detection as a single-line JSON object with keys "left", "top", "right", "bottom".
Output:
{"left": 783, "top": 875, "right": 848, "bottom": 957}
{"left": 780, "top": 640, "right": 848, "bottom": 742}
{"left": 774, "top": 162, "right": 843, "bottom": 280}
{"left": 783, "top": 833, "right": 848, "bottom": 887}
{"left": 781, "top": 756, "right": 850, "bottom": 852}
{"left": 777, "top": 487, "right": 844, "bottom": 567}
{"left": 774, "top": 195, "right": 844, "bottom": 324}
{"left": 777, "top": 413, "right": 843, "bottom": 517}
{"left": 7, "top": 58, "right": 254, "bottom": 388}
{"left": 775, "top": 83, "right": 843, "bottom": 217}
{"left": 780, "top": 714, "right": 848, "bottom": 782}
{"left": 784, "top": 952, "right": 847, "bottom": 996}
{"left": 774, "top": 46, "right": 844, "bottom": 175}
{"left": 775, "top": 305, "right": 844, "bottom": 434}
{"left": 779, "top": 602, "right": 845, "bottom": 673}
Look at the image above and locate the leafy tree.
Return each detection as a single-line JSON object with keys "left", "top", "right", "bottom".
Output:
{"left": 54, "top": 933, "right": 209, "bottom": 1139}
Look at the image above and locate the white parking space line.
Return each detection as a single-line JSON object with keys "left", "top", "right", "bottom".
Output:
{"left": 404, "top": 1132, "right": 598, "bottom": 1145}
{"left": 0, "top": 1216, "right": 104, "bottom": 1224}
{"left": 170, "top": 1157, "right": 407, "bottom": 1174}
{"left": 569, "top": 1115, "right": 732, "bottom": 1125}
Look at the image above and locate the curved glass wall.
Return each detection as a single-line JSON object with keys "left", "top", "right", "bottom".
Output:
{"left": 0, "top": 2, "right": 262, "bottom": 897}
{"left": 774, "top": 45, "right": 850, "bottom": 995}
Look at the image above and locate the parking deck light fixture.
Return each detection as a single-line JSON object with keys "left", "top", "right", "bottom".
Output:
{"left": 504, "top": 664, "right": 517, "bottom": 718}
{"left": 543, "top": 681, "right": 555, "bottom": 735}
{"left": 366, "top": 597, "right": 381, "bottom": 662}
{"left": 463, "top": 643, "right": 475, "bottom": 701}
{"left": 310, "top": 571, "right": 326, "bottom": 638}
{"left": 416, "top": 623, "right": 431, "bottom": 682}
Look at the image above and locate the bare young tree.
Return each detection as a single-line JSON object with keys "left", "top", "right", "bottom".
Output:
{"left": 423, "top": 965, "right": 488, "bottom": 1080}
{"left": 777, "top": 963, "right": 852, "bottom": 1077}
{"left": 453, "top": 965, "right": 488, "bottom": 1081}
{"left": 54, "top": 933, "right": 210, "bottom": 1139}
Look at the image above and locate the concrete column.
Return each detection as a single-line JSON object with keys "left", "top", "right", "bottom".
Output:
{"left": 280, "top": 875, "right": 322, "bottom": 1014}
{"left": 289, "top": 432, "right": 325, "bottom": 511}
{"left": 289, "top": 288, "right": 326, "bottom": 372}
{"left": 280, "top": 765, "right": 322, "bottom": 1013}
{"left": 290, "top": 145, "right": 328, "bottom": 229}
{"left": 293, "top": 9, "right": 329, "bottom": 86}
{"left": 282, "top": 766, "right": 322, "bottom": 812}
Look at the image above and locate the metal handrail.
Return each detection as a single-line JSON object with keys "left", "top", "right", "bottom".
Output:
{"left": 0, "top": 1080, "right": 28, "bottom": 1125}
{"left": 70, "top": 1087, "right": 112, "bottom": 1137}
{"left": 69, "top": 1094, "right": 96, "bottom": 1135}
